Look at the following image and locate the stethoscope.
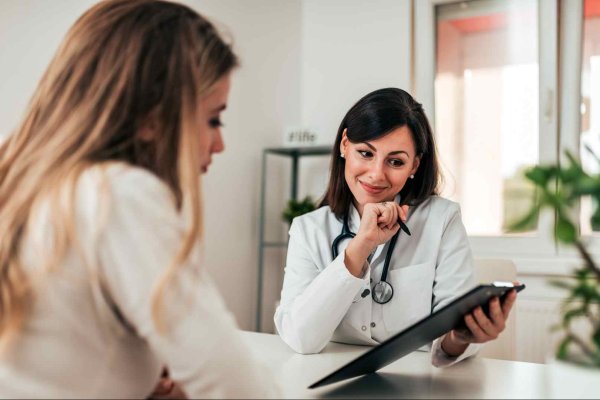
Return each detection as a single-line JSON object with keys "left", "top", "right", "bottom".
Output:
{"left": 331, "top": 203, "right": 410, "bottom": 305}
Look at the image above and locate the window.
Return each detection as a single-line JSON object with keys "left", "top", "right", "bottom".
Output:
{"left": 414, "top": 0, "right": 558, "bottom": 257}
{"left": 434, "top": 0, "right": 539, "bottom": 236}
{"left": 581, "top": 0, "right": 600, "bottom": 236}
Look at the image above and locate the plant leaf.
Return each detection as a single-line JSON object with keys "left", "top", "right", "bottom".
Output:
{"left": 592, "top": 206, "right": 600, "bottom": 232}
{"left": 560, "top": 165, "right": 584, "bottom": 183}
{"left": 583, "top": 143, "right": 600, "bottom": 164}
{"left": 562, "top": 307, "right": 586, "bottom": 327}
{"left": 525, "top": 166, "right": 555, "bottom": 186}
{"left": 593, "top": 328, "right": 600, "bottom": 352}
{"left": 508, "top": 206, "right": 539, "bottom": 233}
{"left": 565, "top": 150, "right": 581, "bottom": 167}
{"left": 556, "top": 336, "right": 572, "bottom": 360}
{"left": 555, "top": 217, "right": 577, "bottom": 243}
{"left": 281, "top": 196, "right": 316, "bottom": 224}
{"left": 549, "top": 279, "right": 574, "bottom": 291}
{"left": 572, "top": 176, "right": 600, "bottom": 196}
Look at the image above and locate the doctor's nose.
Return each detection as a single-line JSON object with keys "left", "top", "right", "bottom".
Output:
{"left": 367, "top": 161, "right": 386, "bottom": 181}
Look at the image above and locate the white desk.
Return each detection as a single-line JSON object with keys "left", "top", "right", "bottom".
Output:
{"left": 241, "top": 331, "right": 599, "bottom": 399}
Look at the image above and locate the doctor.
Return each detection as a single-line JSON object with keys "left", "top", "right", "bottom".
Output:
{"left": 274, "top": 88, "right": 517, "bottom": 366}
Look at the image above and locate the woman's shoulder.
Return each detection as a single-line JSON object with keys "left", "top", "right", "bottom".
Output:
{"left": 293, "top": 204, "right": 335, "bottom": 223}
{"left": 288, "top": 205, "right": 340, "bottom": 249}
{"left": 80, "top": 162, "right": 173, "bottom": 200}
{"left": 420, "top": 195, "right": 460, "bottom": 209}
{"left": 290, "top": 204, "right": 337, "bottom": 233}
{"left": 414, "top": 195, "right": 462, "bottom": 218}
{"left": 77, "top": 162, "right": 178, "bottom": 219}
{"left": 87, "top": 162, "right": 170, "bottom": 192}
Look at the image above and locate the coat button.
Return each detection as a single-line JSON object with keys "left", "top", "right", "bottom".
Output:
{"left": 370, "top": 322, "right": 376, "bottom": 328}
{"left": 361, "top": 325, "right": 367, "bottom": 331}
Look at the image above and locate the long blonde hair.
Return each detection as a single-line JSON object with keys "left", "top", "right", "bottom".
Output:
{"left": 0, "top": 0, "right": 238, "bottom": 342}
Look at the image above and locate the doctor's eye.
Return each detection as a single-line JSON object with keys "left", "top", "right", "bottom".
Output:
{"left": 388, "top": 159, "right": 405, "bottom": 168}
{"left": 357, "top": 150, "right": 373, "bottom": 159}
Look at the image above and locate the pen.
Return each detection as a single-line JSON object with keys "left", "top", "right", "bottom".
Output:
{"left": 393, "top": 196, "right": 410, "bottom": 236}
{"left": 398, "top": 218, "right": 411, "bottom": 236}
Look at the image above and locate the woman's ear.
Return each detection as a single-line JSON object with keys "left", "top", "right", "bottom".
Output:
{"left": 136, "top": 110, "right": 159, "bottom": 142}
{"left": 137, "top": 125, "right": 154, "bottom": 142}
{"left": 411, "top": 154, "right": 421, "bottom": 176}
{"left": 339, "top": 128, "right": 349, "bottom": 157}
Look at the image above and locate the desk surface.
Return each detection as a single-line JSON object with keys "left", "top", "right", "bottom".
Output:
{"left": 240, "top": 331, "right": 599, "bottom": 399}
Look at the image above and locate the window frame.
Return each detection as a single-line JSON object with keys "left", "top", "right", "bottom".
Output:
{"left": 559, "top": 0, "right": 600, "bottom": 258}
{"left": 413, "top": 0, "right": 559, "bottom": 260}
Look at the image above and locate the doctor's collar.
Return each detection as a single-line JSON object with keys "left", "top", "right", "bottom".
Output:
{"left": 348, "top": 203, "right": 360, "bottom": 233}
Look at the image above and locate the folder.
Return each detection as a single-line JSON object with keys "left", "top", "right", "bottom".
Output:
{"left": 309, "top": 282, "right": 525, "bottom": 389}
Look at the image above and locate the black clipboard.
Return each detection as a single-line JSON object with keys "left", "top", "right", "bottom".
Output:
{"left": 308, "top": 282, "right": 525, "bottom": 389}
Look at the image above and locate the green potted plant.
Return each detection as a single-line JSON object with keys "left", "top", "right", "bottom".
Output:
{"left": 282, "top": 196, "right": 316, "bottom": 225}
{"left": 512, "top": 148, "right": 599, "bottom": 369}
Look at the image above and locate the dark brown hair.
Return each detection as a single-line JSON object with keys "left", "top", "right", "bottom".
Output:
{"left": 320, "top": 88, "right": 442, "bottom": 219}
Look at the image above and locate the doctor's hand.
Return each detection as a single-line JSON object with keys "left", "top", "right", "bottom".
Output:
{"left": 344, "top": 202, "right": 409, "bottom": 277}
{"left": 356, "top": 201, "right": 408, "bottom": 249}
{"left": 441, "top": 286, "right": 518, "bottom": 357}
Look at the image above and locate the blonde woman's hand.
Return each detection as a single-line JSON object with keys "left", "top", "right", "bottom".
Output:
{"left": 147, "top": 369, "right": 187, "bottom": 400}
{"left": 344, "top": 202, "right": 408, "bottom": 277}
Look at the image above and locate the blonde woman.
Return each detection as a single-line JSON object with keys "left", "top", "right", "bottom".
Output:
{"left": 0, "top": 0, "right": 278, "bottom": 398}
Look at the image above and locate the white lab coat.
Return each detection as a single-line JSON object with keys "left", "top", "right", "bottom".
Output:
{"left": 274, "top": 195, "right": 481, "bottom": 367}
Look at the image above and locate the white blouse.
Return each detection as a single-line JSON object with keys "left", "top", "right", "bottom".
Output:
{"left": 0, "top": 164, "right": 279, "bottom": 399}
{"left": 274, "top": 196, "right": 481, "bottom": 367}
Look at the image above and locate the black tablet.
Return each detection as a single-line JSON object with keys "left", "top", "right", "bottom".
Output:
{"left": 308, "top": 282, "right": 525, "bottom": 389}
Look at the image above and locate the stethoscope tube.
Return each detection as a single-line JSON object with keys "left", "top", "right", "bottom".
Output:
{"left": 331, "top": 213, "right": 355, "bottom": 259}
{"left": 331, "top": 211, "right": 402, "bottom": 304}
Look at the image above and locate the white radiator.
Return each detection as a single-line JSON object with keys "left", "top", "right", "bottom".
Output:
{"left": 515, "top": 299, "right": 562, "bottom": 363}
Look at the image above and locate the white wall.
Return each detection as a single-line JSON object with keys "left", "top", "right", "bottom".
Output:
{"left": 301, "top": 0, "right": 412, "bottom": 143}
{"left": 296, "top": 0, "right": 413, "bottom": 205}
{"left": 0, "top": 0, "right": 98, "bottom": 138}
{"left": 184, "top": 0, "right": 302, "bottom": 331}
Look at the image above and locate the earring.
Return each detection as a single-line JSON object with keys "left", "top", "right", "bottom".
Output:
{"left": 340, "top": 153, "right": 345, "bottom": 158}
{"left": 410, "top": 174, "right": 414, "bottom": 179}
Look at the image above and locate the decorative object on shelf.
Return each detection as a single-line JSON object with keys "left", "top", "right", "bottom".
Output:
{"left": 281, "top": 196, "right": 317, "bottom": 225}
{"left": 283, "top": 126, "right": 318, "bottom": 147}
{"left": 512, "top": 148, "right": 600, "bottom": 367}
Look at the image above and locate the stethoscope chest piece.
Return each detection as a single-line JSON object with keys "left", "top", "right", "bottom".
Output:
{"left": 332, "top": 200, "right": 408, "bottom": 305}
{"left": 372, "top": 280, "right": 394, "bottom": 304}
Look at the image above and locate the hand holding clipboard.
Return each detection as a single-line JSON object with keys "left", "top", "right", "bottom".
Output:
{"left": 309, "top": 282, "right": 525, "bottom": 389}
{"left": 442, "top": 281, "right": 520, "bottom": 356}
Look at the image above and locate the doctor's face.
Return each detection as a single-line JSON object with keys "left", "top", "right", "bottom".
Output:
{"left": 196, "top": 73, "right": 231, "bottom": 174}
{"left": 340, "top": 126, "right": 420, "bottom": 214}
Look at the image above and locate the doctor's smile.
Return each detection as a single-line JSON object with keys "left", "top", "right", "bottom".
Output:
{"left": 358, "top": 180, "right": 388, "bottom": 195}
